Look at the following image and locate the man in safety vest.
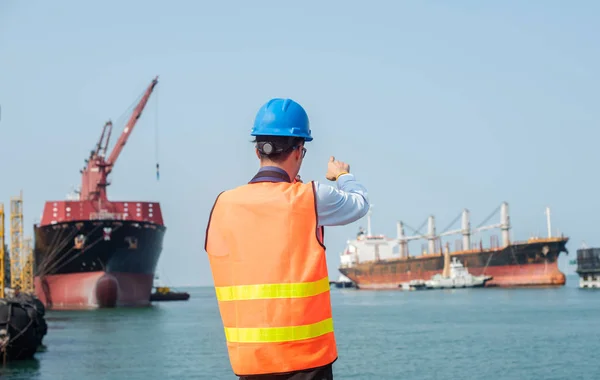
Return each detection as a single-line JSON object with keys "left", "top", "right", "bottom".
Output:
{"left": 205, "top": 98, "right": 370, "bottom": 380}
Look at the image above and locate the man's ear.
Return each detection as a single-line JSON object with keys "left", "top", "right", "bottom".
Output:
{"left": 255, "top": 148, "right": 261, "bottom": 160}
{"left": 296, "top": 146, "right": 303, "bottom": 162}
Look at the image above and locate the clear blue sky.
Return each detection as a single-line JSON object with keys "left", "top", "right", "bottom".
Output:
{"left": 1, "top": 1, "right": 598, "bottom": 286}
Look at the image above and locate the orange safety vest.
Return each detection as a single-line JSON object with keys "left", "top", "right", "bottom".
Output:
{"left": 204, "top": 180, "right": 337, "bottom": 376}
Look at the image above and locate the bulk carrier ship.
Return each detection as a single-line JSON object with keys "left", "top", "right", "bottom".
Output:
{"left": 338, "top": 202, "right": 569, "bottom": 289}
{"left": 33, "top": 77, "right": 165, "bottom": 310}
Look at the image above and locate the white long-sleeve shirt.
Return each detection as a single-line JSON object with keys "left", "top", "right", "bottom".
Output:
{"left": 313, "top": 173, "right": 370, "bottom": 227}
{"left": 255, "top": 166, "right": 370, "bottom": 227}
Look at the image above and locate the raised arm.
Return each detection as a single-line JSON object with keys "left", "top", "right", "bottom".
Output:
{"left": 313, "top": 157, "right": 370, "bottom": 226}
{"left": 314, "top": 175, "right": 369, "bottom": 226}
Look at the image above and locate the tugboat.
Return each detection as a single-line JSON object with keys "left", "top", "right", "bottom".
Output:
{"left": 425, "top": 248, "right": 493, "bottom": 289}
{"left": 150, "top": 286, "right": 190, "bottom": 301}
{"left": 400, "top": 280, "right": 428, "bottom": 291}
{"left": 334, "top": 274, "right": 355, "bottom": 289}
{"left": 149, "top": 275, "right": 189, "bottom": 302}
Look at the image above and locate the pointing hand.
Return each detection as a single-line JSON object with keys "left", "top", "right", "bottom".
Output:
{"left": 326, "top": 156, "right": 350, "bottom": 181}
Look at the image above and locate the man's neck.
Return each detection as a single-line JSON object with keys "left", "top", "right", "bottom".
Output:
{"left": 252, "top": 165, "right": 292, "bottom": 183}
{"left": 259, "top": 162, "right": 294, "bottom": 181}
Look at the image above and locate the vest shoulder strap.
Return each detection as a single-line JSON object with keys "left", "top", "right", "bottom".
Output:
{"left": 204, "top": 190, "right": 225, "bottom": 252}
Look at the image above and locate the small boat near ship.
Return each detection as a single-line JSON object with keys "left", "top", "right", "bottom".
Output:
{"left": 332, "top": 274, "right": 355, "bottom": 289}
{"left": 425, "top": 257, "right": 492, "bottom": 289}
{"left": 149, "top": 274, "right": 189, "bottom": 302}
{"left": 399, "top": 246, "right": 492, "bottom": 290}
{"left": 150, "top": 286, "right": 190, "bottom": 302}
{"left": 400, "top": 280, "right": 427, "bottom": 291}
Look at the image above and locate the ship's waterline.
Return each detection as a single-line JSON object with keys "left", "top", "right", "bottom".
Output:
{"left": 34, "top": 219, "right": 165, "bottom": 310}
{"left": 338, "top": 202, "right": 569, "bottom": 289}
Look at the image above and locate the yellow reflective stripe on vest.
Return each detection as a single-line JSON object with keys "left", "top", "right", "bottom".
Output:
{"left": 215, "top": 276, "right": 330, "bottom": 301}
{"left": 225, "top": 318, "right": 334, "bottom": 343}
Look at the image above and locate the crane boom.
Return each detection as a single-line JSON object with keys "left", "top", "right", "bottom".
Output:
{"left": 95, "top": 121, "right": 113, "bottom": 158}
{"left": 79, "top": 76, "right": 159, "bottom": 202}
{"left": 107, "top": 77, "right": 158, "bottom": 171}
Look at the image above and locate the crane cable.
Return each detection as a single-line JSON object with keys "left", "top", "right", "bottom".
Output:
{"left": 155, "top": 85, "right": 159, "bottom": 181}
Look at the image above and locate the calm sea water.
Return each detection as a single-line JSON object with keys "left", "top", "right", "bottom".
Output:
{"left": 2, "top": 275, "right": 598, "bottom": 380}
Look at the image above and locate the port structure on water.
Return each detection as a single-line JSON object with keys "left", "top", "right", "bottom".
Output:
{"left": 574, "top": 246, "right": 600, "bottom": 288}
{"left": 339, "top": 202, "right": 569, "bottom": 289}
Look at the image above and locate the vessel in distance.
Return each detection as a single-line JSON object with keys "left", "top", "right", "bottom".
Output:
{"left": 338, "top": 202, "right": 569, "bottom": 289}
{"left": 33, "top": 77, "right": 165, "bottom": 310}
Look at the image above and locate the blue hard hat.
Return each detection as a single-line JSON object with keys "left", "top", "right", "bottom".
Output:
{"left": 251, "top": 98, "right": 313, "bottom": 142}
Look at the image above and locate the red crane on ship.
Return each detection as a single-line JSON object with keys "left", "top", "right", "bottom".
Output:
{"left": 79, "top": 76, "right": 158, "bottom": 203}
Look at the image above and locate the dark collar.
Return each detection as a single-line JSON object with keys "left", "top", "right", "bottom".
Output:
{"left": 249, "top": 166, "right": 291, "bottom": 183}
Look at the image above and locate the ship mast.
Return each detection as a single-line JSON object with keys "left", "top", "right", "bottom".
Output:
{"left": 545, "top": 206, "right": 552, "bottom": 238}
{"left": 79, "top": 76, "right": 159, "bottom": 203}
{"left": 397, "top": 202, "right": 512, "bottom": 255}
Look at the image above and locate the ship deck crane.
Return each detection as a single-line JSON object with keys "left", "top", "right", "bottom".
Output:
{"left": 79, "top": 77, "right": 159, "bottom": 203}
{"left": 394, "top": 202, "right": 512, "bottom": 257}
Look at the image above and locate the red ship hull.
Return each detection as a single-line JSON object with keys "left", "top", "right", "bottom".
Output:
{"left": 339, "top": 238, "right": 569, "bottom": 290}
{"left": 34, "top": 202, "right": 166, "bottom": 310}
{"left": 34, "top": 272, "right": 154, "bottom": 310}
{"left": 343, "top": 262, "right": 565, "bottom": 290}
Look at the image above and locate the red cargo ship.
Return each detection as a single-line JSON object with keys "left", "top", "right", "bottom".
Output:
{"left": 33, "top": 77, "right": 165, "bottom": 310}
{"left": 338, "top": 202, "right": 569, "bottom": 289}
